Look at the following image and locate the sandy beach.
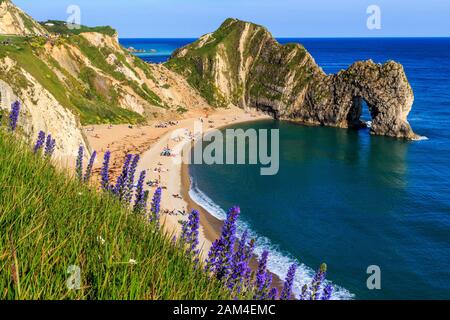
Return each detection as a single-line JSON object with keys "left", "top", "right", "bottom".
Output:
{"left": 84, "top": 106, "right": 290, "bottom": 291}
{"left": 85, "top": 106, "right": 269, "bottom": 258}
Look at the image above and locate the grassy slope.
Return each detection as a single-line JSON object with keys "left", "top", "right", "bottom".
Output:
{"left": 0, "top": 35, "right": 146, "bottom": 125}
{"left": 0, "top": 130, "right": 232, "bottom": 299}
{"left": 0, "top": 32, "right": 172, "bottom": 125}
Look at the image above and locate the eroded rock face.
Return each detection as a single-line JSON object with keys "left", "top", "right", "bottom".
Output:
{"left": 0, "top": 58, "right": 90, "bottom": 165}
{"left": 327, "top": 60, "right": 415, "bottom": 139}
{"left": 0, "top": 0, "right": 49, "bottom": 36}
{"left": 168, "top": 18, "right": 417, "bottom": 139}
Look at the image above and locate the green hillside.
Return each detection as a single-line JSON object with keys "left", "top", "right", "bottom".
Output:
{"left": 0, "top": 35, "right": 148, "bottom": 125}
{"left": 0, "top": 130, "right": 232, "bottom": 299}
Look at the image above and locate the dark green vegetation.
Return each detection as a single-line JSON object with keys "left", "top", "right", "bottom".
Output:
{"left": 0, "top": 129, "right": 234, "bottom": 299}
{"left": 40, "top": 20, "right": 116, "bottom": 37}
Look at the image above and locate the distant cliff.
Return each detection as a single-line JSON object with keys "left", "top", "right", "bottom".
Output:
{"left": 167, "top": 18, "right": 417, "bottom": 139}
{"left": 0, "top": 1, "right": 210, "bottom": 161}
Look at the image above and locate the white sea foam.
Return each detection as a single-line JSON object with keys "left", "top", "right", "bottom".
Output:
{"left": 189, "top": 179, "right": 355, "bottom": 300}
{"left": 413, "top": 135, "right": 429, "bottom": 141}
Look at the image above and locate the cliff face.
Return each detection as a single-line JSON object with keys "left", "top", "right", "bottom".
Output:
{"left": 168, "top": 18, "right": 417, "bottom": 139}
{"left": 0, "top": 0, "right": 48, "bottom": 36}
{"left": 0, "top": 1, "right": 211, "bottom": 161}
{"left": 0, "top": 58, "right": 89, "bottom": 163}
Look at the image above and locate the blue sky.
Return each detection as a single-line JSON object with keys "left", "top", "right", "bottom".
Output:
{"left": 14, "top": 0, "right": 450, "bottom": 38}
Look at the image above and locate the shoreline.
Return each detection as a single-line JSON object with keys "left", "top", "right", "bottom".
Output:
{"left": 85, "top": 106, "right": 270, "bottom": 254}
{"left": 181, "top": 152, "right": 285, "bottom": 292}
{"left": 85, "top": 106, "right": 286, "bottom": 291}
{"left": 84, "top": 107, "right": 287, "bottom": 292}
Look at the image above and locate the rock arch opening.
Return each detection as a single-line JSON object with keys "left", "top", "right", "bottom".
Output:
{"left": 347, "top": 96, "right": 378, "bottom": 130}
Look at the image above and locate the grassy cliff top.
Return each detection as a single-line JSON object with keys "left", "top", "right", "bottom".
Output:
{"left": 40, "top": 20, "right": 117, "bottom": 37}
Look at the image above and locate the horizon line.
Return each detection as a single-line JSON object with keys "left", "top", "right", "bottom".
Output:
{"left": 118, "top": 36, "right": 450, "bottom": 40}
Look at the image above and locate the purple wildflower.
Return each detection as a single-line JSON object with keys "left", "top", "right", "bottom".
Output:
{"left": 133, "top": 170, "right": 147, "bottom": 214}
{"left": 124, "top": 154, "right": 140, "bottom": 204}
{"left": 321, "top": 284, "right": 333, "bottom": 300}
{"left": 242, "top": 239, "right": 255, "bottom": 289}
{"left": 300, "top": 284, "right": 308, "bottom": 300}
{"left": 310, "top": 263, "right": 327, "bottom": 300}
{"left": 44, "top": 134, "right": 56, "bottom": 157}
{"left": 227, "top": 231, "right": 254, "bottom": 293}
{"left": 101, "top": 151, "right": 111, "bottom": 191}
{"left": 280, "top": 263, "right": 297, "bottom": 300}
{"left": 254, "top": 250, "right": 270, "bottom": 299}
{"left": 76, "top": 145, "right": 84, "bottom": 181}
{"left": 33, "top": 131, "right": 45, "bottom": 154}
{"left": 84, "top": 151, "right": 97, "bottom": 183}
{"left": 180, "top": 209, "right": 200, "bottom": 255}
{"left": 113, "top": 154, "right": 132, "bottom": 200}
{"left": 205, "top": 239, "right": 221, "bottom": 275}
{"left": 8, "top": 101, "right": 20, "bottom": 131}
{"left": 205, "top": 206, "right": 240, "bottom": 281}
{"left": 149, "top": 187, "right": 162, "bottom": 226}
{"left": 268, "top": 288, "right": 278, "bottom": 300}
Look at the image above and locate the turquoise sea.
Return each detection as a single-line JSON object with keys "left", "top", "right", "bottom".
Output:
{"left": 121, "top": 38, "right": 450, "bottom": 299}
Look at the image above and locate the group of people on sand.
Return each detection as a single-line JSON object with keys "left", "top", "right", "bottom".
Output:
{"left": 161, "top": 208, "right": 187, "bottom": 216}
{"left": 153, "top": 166, "right": 168, "bottom": 173}
{"left": 172, "top": 193, "right": 183, "bottom": 200}
{"left": 146, "top": 179, "right": 162, "bottom": 188}
{"left": 155, "top": 121, "right": 179, "bottom": 129}
{"left": 161, "top": 145, "right": 175, "bottom": 157}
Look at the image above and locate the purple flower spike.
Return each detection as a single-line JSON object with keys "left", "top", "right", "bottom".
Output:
{"left": 268, "top": 287, "right": 278, "bottom": 300}
{"left": 33, "top": 131, "right": 46, "bottom": 154}
{"left": 254, "top": 250, "right": 270, "bottom": 299}
{"left": 321, "top": 284, "right": 334, "bottom": 300}
{"left": 76, "top": 145, "right": 84, "bottom": 181}
{"left": 44, "top": 134, "right": 56, "bottom": 157}
{"left": 84, "top": 151, "right": 97, "bottom": 183}
{"left": 9, "top": 101, "right": 20, "bottom": 132}
{"left": 149, "top": 187, "right": 162, "bottom": 226}
{"left": 300, "top": 284, "right": 308, "bottom": 300}
{"left": 205, "top": 206, "right": 240, "bottom": 281}
{"left": 133, "top": 170, "right": 147, "bottom": 214}
{"left": 114, "top": 154, "right": 132, "bottom": 200}
{"left": 310, "top": 263, "right": 327, "bottom": 300}
{"left": 280, "top": 263, "right": 297, "bottom": 300}
{"left": 227, "top": 230, "right": 252, "bottom": 293}
{"left": 101, "top": 151, "right": 111, "bottom": 191}
{"left": 124, "top": 154, "right": 140, "bottom": 204}
{"left": 180, "top": 209, "right": 200, "bottom": 255}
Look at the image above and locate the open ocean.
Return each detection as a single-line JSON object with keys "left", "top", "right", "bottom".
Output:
{"left": 120, "top": 38, "right": 450, "bottom": 299}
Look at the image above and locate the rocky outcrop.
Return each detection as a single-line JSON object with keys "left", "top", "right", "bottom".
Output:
{"left": 0, "top": 0, "right": 49, "bottom": 36}
{"left": 168, "top": 18, "right": 417, "bottom": 139}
